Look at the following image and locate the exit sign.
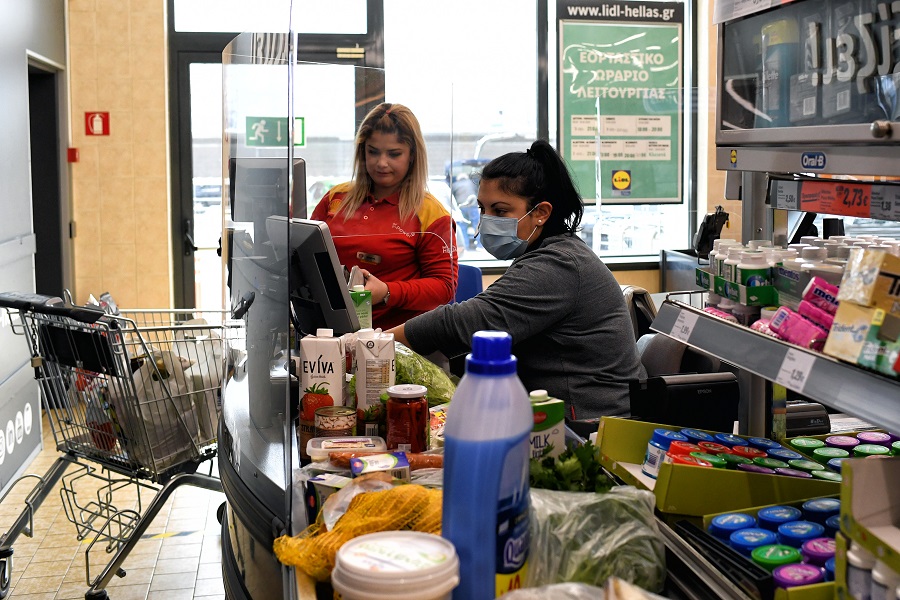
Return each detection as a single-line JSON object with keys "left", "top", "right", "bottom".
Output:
{"left": 245, "top": 116, "right": 305, "bottom": 147}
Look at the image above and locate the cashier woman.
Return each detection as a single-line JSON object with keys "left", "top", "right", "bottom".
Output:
{"left": 388, "top": 140, "right": 646, "bottom": 420}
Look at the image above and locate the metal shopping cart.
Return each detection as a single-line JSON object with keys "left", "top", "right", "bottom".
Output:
{"left": 0, "top": 292, "right": 237, "bottom": 600}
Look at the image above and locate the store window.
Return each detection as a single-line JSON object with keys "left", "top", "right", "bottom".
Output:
{"left": 173, "top": 0, "right": 367, "bottom": 33}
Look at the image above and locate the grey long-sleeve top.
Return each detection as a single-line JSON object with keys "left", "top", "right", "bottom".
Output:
{"left": 404, "top": 234, "right": 645, "bottom": 420}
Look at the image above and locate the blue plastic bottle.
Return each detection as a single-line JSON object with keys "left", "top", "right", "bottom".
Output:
{"left": 442, "top": 331, "right": 532, "bottom": 598}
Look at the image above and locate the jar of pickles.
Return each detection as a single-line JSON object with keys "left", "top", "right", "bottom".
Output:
{"left": 386, "top": 384, "right": 429, "bottom": 453}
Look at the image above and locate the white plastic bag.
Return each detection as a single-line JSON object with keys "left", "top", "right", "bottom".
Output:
{"left": 173, "top": 318, "right": 224, "bottom": 442}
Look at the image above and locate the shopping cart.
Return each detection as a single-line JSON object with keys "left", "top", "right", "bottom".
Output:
{"left": 0, "top": 292, "right": 237, "bottom": 600}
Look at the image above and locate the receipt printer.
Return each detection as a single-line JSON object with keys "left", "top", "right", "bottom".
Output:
{"left": 629, "top": 372, "right": 740, "bottom": 433}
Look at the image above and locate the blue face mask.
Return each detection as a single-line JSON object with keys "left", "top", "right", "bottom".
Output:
{"left": 477, "top": 207, "right": 538, "bottom": 260}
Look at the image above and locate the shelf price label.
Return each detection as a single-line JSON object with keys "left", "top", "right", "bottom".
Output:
{"left": 772, "top": 180, "right": 800, "bottom": 210}
{"left": 670, "top": 310, "right": 699, "bottom": 343}
{"left": 800, "top": 180, "right": 871, "bottom": 218}
{"left": 775, "top": 348, "right": 816, "bottom": 394}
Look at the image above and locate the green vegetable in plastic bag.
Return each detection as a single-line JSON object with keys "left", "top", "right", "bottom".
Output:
{"left": 527, "top": 486, "right": 666, "bottom": 593}
{"left": 348, "top": 342, "right": 456, "bottom": 407}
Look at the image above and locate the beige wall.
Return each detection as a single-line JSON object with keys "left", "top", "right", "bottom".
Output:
{"left": 484, "top": 269, "right": 660, "bottom": 293}
{"left": 69, "top": 0, "right": 171, "bottom": 308}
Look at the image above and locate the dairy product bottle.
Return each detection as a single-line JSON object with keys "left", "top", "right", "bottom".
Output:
{"left": 442, "top": 331, "right": 532, "bottom": 598}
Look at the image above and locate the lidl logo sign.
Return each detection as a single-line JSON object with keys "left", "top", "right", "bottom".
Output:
{"left": 730, "top": 149, "right": 737, "bottom": 167}
{"left": 611, "top": 170, "right": 631, "bottom": 197}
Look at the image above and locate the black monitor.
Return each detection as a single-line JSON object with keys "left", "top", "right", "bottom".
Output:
{"left": 266, "top": 216, "right": 359, "bottom": 337}
{"left": 229, "top": 156, "right": 308, "bottom": 222}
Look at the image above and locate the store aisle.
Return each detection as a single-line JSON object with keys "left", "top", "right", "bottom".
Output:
{"left": 2, "top": 411, "right": 226, "bottom": 600}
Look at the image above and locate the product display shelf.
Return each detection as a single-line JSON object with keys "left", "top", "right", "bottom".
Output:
{"left": 650, "top": 300, "right": 900, "bottom": 436}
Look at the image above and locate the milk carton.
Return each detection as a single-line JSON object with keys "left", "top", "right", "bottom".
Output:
{"left": 298, "top": 329, "right": 345, "bottom": 460}
{"left": 529, "top": 389, "right": 565, "bottom": 459}
{"left": 355, "top": 330, "right": 395, "bottom": 438}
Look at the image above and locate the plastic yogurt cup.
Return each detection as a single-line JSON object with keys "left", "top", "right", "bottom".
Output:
{"left": 802, "top": 498, "right": 841, "bottom": 523}
{"left": 854, "top": 443, "right": 891, "bottom": 457}
{"left": 751, "top": 544, "right": 803, "bottom": 572}
{"left": 708, "top": 513, "right": 757, "bottom": 540}
{"left": 730, "top": 528, "right": 777, "bottom": 556}
{"left": 801, "top": 537, "right": 836, "bottom": 566}
{"left": 331, "top": 531, "right": 460, "bottom": 600}
{"left": 777, "top": 520, "right": 826, "bottom": 547}
{"left": 773, "top": 562, "right": 825, "bottom": 588}
{"left": 768, "top": 448, "right": 804, "bottom": 462}
{"left": 680, "top": 428, "right": 715, "bottom": 444}
{"left": 757, "top": 506, "right": 802, "bottom": 531}
{"left": 775, "top": 467, "right": 812, "bottom": 478}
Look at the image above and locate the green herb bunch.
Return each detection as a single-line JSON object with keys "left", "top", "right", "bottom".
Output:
{"left": 529, "top": 440, "right": 613, "bottom": 493}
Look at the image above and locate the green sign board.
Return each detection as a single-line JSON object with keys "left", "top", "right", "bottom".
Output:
{"left": 245, "top": 116, "right": 306, "bottom": 147}
{"left": 558, "top": 0, "right": 683, "bottom": 204}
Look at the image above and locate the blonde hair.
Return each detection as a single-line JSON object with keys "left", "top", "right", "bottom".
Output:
{"left": 338, "top": 102, "right": 428, "bottom": 222}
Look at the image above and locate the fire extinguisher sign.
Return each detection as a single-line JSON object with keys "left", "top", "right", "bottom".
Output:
{"left": 85, "top": 112, "right": 110, "bottom": 136}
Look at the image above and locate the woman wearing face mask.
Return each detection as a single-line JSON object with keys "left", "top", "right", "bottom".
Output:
{"left": 388, "top": 140, "right": 645, "bottom": 419}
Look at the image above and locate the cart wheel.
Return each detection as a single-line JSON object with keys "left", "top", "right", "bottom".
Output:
{"left": 216, "top": 502, "right": 226, "bottom": 524}
{"left": 0, "top": 556, "right": 12, "bottom": 600}
{"left": 84, "top": 589, "right": 108, "bottom": 600}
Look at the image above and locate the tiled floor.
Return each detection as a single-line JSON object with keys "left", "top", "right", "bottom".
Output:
{"left": 1, "top": 412, "right": 227, "bottom": 600}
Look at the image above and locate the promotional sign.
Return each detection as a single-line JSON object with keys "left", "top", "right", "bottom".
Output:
{"left": 557, "top": 0, "right": 684, "bottom": 204}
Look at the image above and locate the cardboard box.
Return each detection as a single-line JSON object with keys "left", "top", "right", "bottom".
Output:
{"left": 838, "top": 247, "right": 900, "bottom": 317}
{"left": 823, "top": 302, "right": 900, "bottom": 376}
{"left": 304, "top": 473, "right": 352, "bottom": 523}
{"left": 696, "top": 268, "right": 779, "bottom": 306}
{"left": 596, "top": 417, "right": 839, "bottom": 521}
{"left": 774, "top": 266, "right": 813, "bottom": 310}
{"left": 840, "top": 458, "right": 900, "bottom": 574}
{"left": 349, "top": 452, "right": 410, "bottom": 482}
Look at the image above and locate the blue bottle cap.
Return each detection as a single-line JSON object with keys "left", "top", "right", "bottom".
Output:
{"left": 757, "top": 506, "right": 803, "bottom": 532}
{"left": 466, "top": 331, "right": 517, "bottom": 375}
{"left": 652, "top": 428, "right": 688, "bottom": 449}
{"left": 714, "top": 433, "right": 746, "bottom": 447}
{"left": 680, "top": 428, "right": 715, "bottom": 443}
{"left": 776, "top": 520, "right": 826, "bottom": 547}
{"left": 824, "top": 557, "right": 836, "bottom": 582}
{"left": 767, "top": 448, "right": 804, "bottom": 461}
{"left": 824, "top": 514, "right": 841, "bottom": 538}
{"left": 802, "top": 498, "right": 841, "bottom": 524}
{"left": 708, "top": 513, "right": 757, "bottom": 539}
{"left": 749, "top": 437, "right": 784, "bottom": 451}
{"left": 827, "top": 457, "right": 847, "bottom": 473}
{"left": 729, "top": 528, "right": 778, "bottom": 556}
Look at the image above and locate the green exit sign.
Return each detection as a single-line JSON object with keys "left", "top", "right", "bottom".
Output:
{"left": 245, "top": 116, "right": 305, "bottom": 147}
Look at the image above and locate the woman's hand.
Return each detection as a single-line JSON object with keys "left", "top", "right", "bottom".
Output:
{"left": 359, "top": 269, "right": 390, "bottom": 304}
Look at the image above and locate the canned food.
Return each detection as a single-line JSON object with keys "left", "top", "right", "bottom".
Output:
{"left": 315, "top": 406, "right": 356, "bottom": 438}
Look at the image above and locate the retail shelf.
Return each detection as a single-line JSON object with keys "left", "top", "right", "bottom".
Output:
{"left": 651, "top": 300, "right": 900, "bottom": 435}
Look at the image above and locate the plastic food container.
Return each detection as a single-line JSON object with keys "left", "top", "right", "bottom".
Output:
{"left": 708, "top": 513, "right": 757, "bottom": 541}
{"left": 729, "top": 527, "right": 777, "bottom": 556}
{"left": 642, "top": 429, "right": 688, "bottom": 479}
{"left": 665, "top": 441, "right": 703, "bottom": 459}
{"left": 757, "top": 506, "right": 802, "bottom": 531}
{"left": 825, "top": 514, "right": 841, "bottom": 538}
{"left": 811, "top": 470, "right": 843, "bottom": 482}
{"left": 721, "top": 453, "right": 752, "bottom": 469}
{"left": 827, "top": 457, "right": 847, "bottom": 472}
{"left": 697, "top": 441, "right": 733, "bottom": 455}
{"left": 777, "top": 520, "right": 826, "bottom": 547}
{"left": 774, "top": 467, "right": 812, "bottom": 478}
{"left": 787, "top": 459, "right": 824, "bottom": 473}
{"left": 680, "top": 428, "right": 715, "bottom": 444}
{"left": 854, "top": 443, "right": 891, "bottom": 458}
{"left": 802, "top": 498, "right": 840, "bottom": 524}
{"left": 748, "top": 437, "right": 783, "bottom": 452}
{"left": 690, "top": 452, "right": 727, "bottom": 469}
{"left": 824, "top": 557, "right": 836, "bottom": 582}
{"left": 813, "top": 446, "right": 850, "bottom": 464}
{"left": 753, "top": 457, "right": 789, "bottom": 470}
{"left": 801, "top": 537, "right": 836, "bottom": 566}
{"left": 773, "top": 562, "right": 825, "bottom": 588}
{"left": 737, "top": 463, "right": 776, "bottom": 475}
{"left": 669, "top": 454, "right": 712, "bottom": 467}
{"left": 825, "top": 435, "right": 860, "bottom": 452}
{"left": 714, "top": 433, "right": 746, "bottom": 447}
{"left": 789, "top": 437, "right": 825, "bottom": 452}
{"left": 856, "top": 431, "right": 892, "bottom": 445}
{"left": 732, "top": 445, "right": 767, "bottom": 460}
{"left": 306, "top": 436, "right": 387, "bottom": 463}
{"left": 751, "top": 544, "right": 803, "bottom": 572}
{"left": 768, "top": 448, "right": 804, "bottom": 462}
{"left": 331, "top": 531, "right": 460, "bottom": 600}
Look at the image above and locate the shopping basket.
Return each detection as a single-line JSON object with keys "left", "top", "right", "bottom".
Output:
{"left": 0, "top": 292, "right": 238, "bottom": 600}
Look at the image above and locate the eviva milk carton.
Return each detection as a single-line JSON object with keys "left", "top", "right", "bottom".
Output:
{"left": 529, "top": 389, "right": 565, "bottom": 459}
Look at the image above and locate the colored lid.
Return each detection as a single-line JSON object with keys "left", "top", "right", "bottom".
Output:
{"left": 777, "top": 521, "right": 826, "bottom": 547}
{"left": 698, "top": 441, "right": 733, "bottom": 455}
{"left": 754, "top": 457, "right": 789, "bottom": 470}
{"left": 811, "top": 470, "right": 843, "bottom": 482}
{"left": 789, "top": 437, "right": 825, "bottom": 450}
{"left": 801, "top": 537, "right": 836, "bottom": 566}
{"left": 667, "top": 441, "right": 703, "bottom": 457}
{"left": 709, "top": 513, "right": 757, "bottom": 539}
{"left": 824, "top": 557, "right": 835, "bottom": 582}
{"left": 670, "top": 454, "right": 712, "bottom": 467}
{"left": 732, "top": 445, "right": 767, "bottom": 459}
{"left": 466, "top": 331, "right": 516, "bottom": 375}
{"left": 729, "top": 528, "right": 778, "bottom": 556}
{"left": 751, "top": 544, "right": 803, "bottom": 571}
{"left": 680, "top": 428, "right": 715, "bottom": 443}
{"left": 787, "top": 459, "right": 825, "bottom": 473}
{"left": 721, "top": 453, "right": 752, "bottom": 469}
{"left": 856, "top": 431, "right": 892, "bottom": 444}
{"left": 769, "top": 448, "right": 804, "bottom": 461}
{"left": 715, "top": 433, "right": 746, "bottom": 447}
{"left": 651, "top": 428, "right": 688, "bottom": 448}
{"left": 802, "top": 498, "right": 841, "bottom": 521}
{"left": 690, "top": 452, "right": 727, "bottom": 468}
{"left": 773, "top": 562, "right": 825, "bottom": 588}
{"left": 827, "top": 457, "right": 847, "bottom": 472}
{"left": 813, "top": 446, "right": 850, "bottom": 463}
{"left": 749, "top": 437, "right": 783, "bottom": 451}
{"left": 737, "top": 463, "right": 776, "bottom": 475}
{"left": 825, "top": 514, "right": 841, "bottom": 537}
{"left": 825, "top": 435, "right": 860, "bottom": 450}
{"left": 758, "top": 506, "right": 803, "bottom": 531}
{"left": 893, "top": 440, "right": 900, "bottom": 455}
{"left": 854, "top": 443, "right": 891, "bottom": 457}
{"left": 775, "top": 467, "right": 812, "bottom": 478}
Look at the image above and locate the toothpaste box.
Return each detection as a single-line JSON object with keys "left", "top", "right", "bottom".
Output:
{"left": 304, "top": 473, "right": 352, "bottom": 523}
{"left": 824, "top": 302, "right": 900, "bottom": 376}
{"left": 529, "top": 391, "right": 565, "bottom": 459}
{"left": 349, "top": 452, "right": 410, "bottom": 482}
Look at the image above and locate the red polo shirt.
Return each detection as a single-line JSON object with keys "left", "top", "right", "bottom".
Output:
{"left": 310, "top": 183, "right": 458, "bottom": 329}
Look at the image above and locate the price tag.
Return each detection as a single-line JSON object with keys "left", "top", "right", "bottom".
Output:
{"left": 670, "top": 310, "right": 699, "bottom": 343}
{"left": 799, "top": 180, "right": 871, "bottom": 218}
{"left": 870, "top": 184, "right": 900, "bottom": 221}
{"left": 730, "top": 0, "right": 772, "bottom": 20}
{"left": 775, "top": 348, "right": 816, "bottom": 394}
{"left": 773, "top": 180, "right": 800, "bottom": 210}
